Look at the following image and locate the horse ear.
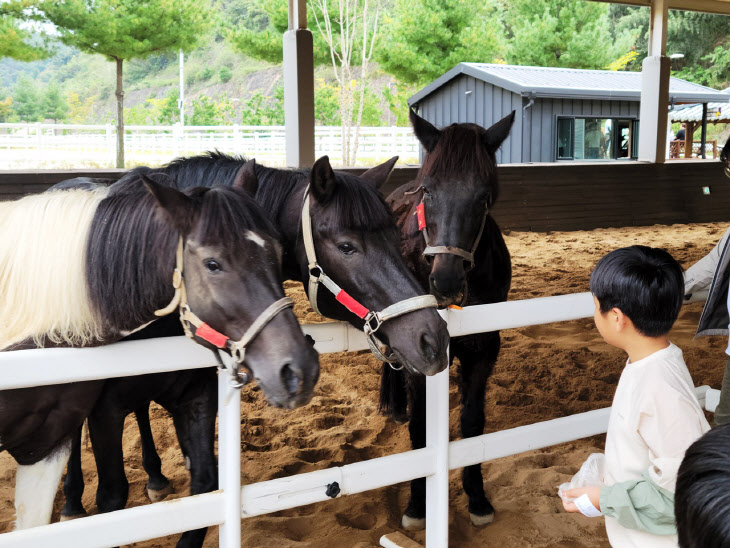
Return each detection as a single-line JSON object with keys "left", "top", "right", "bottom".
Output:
{"left": 483, "top": 111, "right": 515, "bottom": 153}
{"left": 309, "top": 155, "right": 337, "bottom": 203}
{"left": 410, "top": 108, "right": 441, "bottom": 153}
{"left": 232, "top": 159, "right": 258, "bottom": 196}
{"left": 360, "top": 156, "right": 398, "bottom": 190}
{"left": 142, "top": 175, "right": 195, "bottom": 235}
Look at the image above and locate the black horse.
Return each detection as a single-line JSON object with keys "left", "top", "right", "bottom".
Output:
{"left": 382, "top": 109, "right": 515, "bottom": 529}
{"left": 0, "top": 172, "right": 318, "bottom": 537}
{"left": 60, "top": 154, "right": 450, "bottom": 547}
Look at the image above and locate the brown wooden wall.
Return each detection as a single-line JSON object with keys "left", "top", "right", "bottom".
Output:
{"left": 2, "top": 160, "right": 728, "bottom": 232}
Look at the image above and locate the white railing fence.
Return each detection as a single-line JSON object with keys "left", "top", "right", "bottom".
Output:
{"left": 0, "top": 291, "right": 717, "bottom": 547}
{"left": 0, "top": 123, "right": 420, "bottom": 169}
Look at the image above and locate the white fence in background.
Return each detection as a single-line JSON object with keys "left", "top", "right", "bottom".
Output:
{"left": 0, "top": 292, "right": 717, "bottom": 547}
{"left": 0, "top": 123, "right": 420, "bottom": 169}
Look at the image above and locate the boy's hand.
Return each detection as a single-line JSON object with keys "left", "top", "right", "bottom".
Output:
{"left": 560, "top": 486, "right": 602, "bottom": 513}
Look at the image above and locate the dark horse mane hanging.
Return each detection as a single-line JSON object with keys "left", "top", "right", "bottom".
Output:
{"left": 125, "top": 151, "right": 397, "bottom": 233}
{"left": 89, "top": 171, "right": 278, "bottom": 334}
{"left": 418, "top": 123, "right": 501, "bottom": 207}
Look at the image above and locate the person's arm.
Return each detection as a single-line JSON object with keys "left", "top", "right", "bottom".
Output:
{"left": 600, "top": 390, "right": 708, "bottom": 534}
{"left": 684, "top": 226, "right": 730, "bottom": 295}
{"left": 599, "top": 472, "right": 675, "bottom": 534}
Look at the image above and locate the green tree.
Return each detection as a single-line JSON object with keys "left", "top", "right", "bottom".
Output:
{"left": 612, "top": 7, "right": 730, "bottom": 88}
{"left": 33, "top": 0, "right": 213, "bottom": 166}
{"left": 226, "top": 0, "right": 331, "bottom": 65}
{"left": 66, "top": 91, "right": 97, "bottom": 124}
{"left": 0, "top": 97, "right": 13, "bottom": 122}
{"left": 376, "top": 0, "right": 505, "bottom": 85}
{"left": 382, "top": 82, "right": 415, "bottom": 127}
{"left": 220, "top": 66, "right": 232, "bottom": 83}
{"left": 0, "top": 6, "right": 49, "bottom": 61}
{"left": 13, "top": 75, "right": 41, "bottom": 122}
{"left": 153, "top": 88, "right": 180, "bottom": 125}
{"left": 503, "top": 0, "right": 631, "bottom": 69}
{"left": 240, "top": 87, "right": 284, "bottom": 125}
{"left": 42, "top": 82, "right": 69, "bottom": 122}
{"left": 191, "top": 95, "right": 219, "bottom": 125}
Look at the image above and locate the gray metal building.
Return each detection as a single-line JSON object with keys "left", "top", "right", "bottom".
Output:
{"left": 408, "top": 63, "right": 729, "bottom": 163}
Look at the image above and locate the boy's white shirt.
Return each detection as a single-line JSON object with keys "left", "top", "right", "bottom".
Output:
{"left": 603, "top": 343, "right": 710, "bottom": 548}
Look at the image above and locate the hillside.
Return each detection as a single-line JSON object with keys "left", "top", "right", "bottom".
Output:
{"left": 0, "top": 34, "right": 402, "bottom": 126}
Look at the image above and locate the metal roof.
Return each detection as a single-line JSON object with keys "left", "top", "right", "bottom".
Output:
{"left": 409, "top": 63, "right": 730, "bottom": 106}
{"left": 670, "top": 102, "right": 730, "bottom": 123}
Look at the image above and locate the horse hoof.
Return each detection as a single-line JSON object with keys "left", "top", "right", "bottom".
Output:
{"left": 401, "top": 514, "right": 426, "bottom": 531}
{"left": 147, "top": 483, "right": 174, "bottom": 502}
{"left": 59, "top": 512, "right": 87, "bottom": 522}
{"left": 470, "top": 512, "right": 495, "bottom": 527}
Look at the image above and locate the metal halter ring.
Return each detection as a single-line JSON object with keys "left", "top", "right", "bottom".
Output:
{"left": 362, "top": 312, "right": 382, "bottom": 336}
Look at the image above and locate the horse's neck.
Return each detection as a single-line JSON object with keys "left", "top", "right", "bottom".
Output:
{"left": 257, "top": 167, "right": 308, "bottom": 282}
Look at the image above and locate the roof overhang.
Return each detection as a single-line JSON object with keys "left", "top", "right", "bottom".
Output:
{"left": 408, "top": 64, "right": 729, "bottom": 107}
{"left": 587, "top": 0, "right": 730, "bottom": 16}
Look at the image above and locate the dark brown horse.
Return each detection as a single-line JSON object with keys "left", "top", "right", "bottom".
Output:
{"left": 381, "top": 109, "right": 515, "bottom": 529}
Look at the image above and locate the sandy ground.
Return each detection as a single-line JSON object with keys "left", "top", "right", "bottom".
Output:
{"left": 1, "top": 221, "right": 727, "bottom": 547}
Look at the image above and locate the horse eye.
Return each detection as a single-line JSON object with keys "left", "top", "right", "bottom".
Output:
{"left": 337, "top": 243, "right": 356, "bottom": 255}
{"left": 204, "top": 259, "right": 222, "bottom": 272}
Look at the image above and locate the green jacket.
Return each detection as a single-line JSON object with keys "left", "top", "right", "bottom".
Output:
{"left": 600, "top": 471, "right": 676, "bottom": 535}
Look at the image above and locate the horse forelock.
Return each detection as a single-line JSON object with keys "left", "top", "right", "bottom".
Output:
{"left": 418, "top": 123, "right": 499, "bottom": 204}
{"left": 0, "top": 187, "right": 110, "bottom": 350}
{"left": 315, "top": 172, "right": 397, "bottom": 234}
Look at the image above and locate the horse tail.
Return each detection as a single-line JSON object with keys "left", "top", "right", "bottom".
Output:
{"left": 379, "top": 363, "right": 409, "bottom": 422}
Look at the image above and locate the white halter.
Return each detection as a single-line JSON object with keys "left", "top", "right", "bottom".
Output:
{"left": 301, "top": 186, "right": 438, "bottom": 367}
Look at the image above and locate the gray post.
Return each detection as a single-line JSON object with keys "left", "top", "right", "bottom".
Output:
{"left": 637, "top": 0, "right": 669, "bottom": 163}
{"left": 283, "top": 0, "right": 315, "bottom": 168}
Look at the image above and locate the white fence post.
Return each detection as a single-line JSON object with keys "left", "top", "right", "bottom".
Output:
{"left": 217, "top": 370, "right": 241, "bottom": 547}
{"left": 426, "top": 347, "right": 450, "bottom": 547}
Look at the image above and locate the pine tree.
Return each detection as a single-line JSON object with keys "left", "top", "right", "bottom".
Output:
{"left": 42, "top": 82, "right": 69, "bottom": 123}
{"left": 13, "top": 75, "right": 41, "bottom": 122}
{"left": 0, "top": 8, "right": 49, "bottom": 61}
{"left": 33, "top": 0, "right": 213, "bottom": 167}
{"left": 376, "top": 0, "right": 505, "bottom": 85}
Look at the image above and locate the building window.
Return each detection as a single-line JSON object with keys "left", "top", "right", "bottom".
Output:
{"left": 556, "top": 117, "right": 639, "bottom": 161}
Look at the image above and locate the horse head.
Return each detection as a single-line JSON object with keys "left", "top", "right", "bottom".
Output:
{"left": 409, "top": 109, "right": 515, "bottom": 306}
{"left": 293, "top": 155, "right": 449, "bottom": 376}
{"left": 109, "top": 171, "right": 319, "bottom": 409}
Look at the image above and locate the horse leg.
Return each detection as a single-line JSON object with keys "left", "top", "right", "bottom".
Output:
{"left": 14, "top": 439, "right": 72, "bottom": 529}
{"left": 60, "top": 425, "right": 87, "bottom": 520}
{"left": 161, "top": 371, "right": 217, "bottom": 548}
{"left": 456, "top": 332, "right": 499, "bottom": 527}
{"left": 379, "top": 364, "right": 409, "bottom": 424}
{"left": 401, "top": 373, "right": 427, "bottom": 531}
{"left": 88, "top": 401, "right": 129, "bottom": 514}
{"left": 135, "top": 405, "right": 173, "bottom": 502}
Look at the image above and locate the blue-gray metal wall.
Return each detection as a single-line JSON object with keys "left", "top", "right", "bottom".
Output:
{"left": 523, "top": 97, "right": 640, "bottom": 162}
{"left": 415, "top": 74, "right": 523, "bottom": 164}
{"left": 415, "top": 74, "right": 641, "bottom": 164}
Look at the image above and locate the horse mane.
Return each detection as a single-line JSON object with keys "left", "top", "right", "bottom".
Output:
{"left": 143, "top": 151, "right": 396, "bottom": 233}
{"left": 0, "top": 187, "right": 110, "bottom": 350}
{"left": 418, "top": 123, "right": 500, "bottom": 206}
{"left": 86, "top": 173, "right": 278, "bottom": 334}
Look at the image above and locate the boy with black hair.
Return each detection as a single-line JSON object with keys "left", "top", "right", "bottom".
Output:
{"left": 560, "top": 246, "right": 710, "bottom": 547}
{"left": 675, "top": 424, "right": 730, "bottom": 548}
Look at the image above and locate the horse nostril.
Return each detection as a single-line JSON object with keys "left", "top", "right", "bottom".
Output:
{"left": 420, "top": 333, "right": 438, "bottom": 361}
{"left": 280, "top": 363, "right": 302, "bottom": 396}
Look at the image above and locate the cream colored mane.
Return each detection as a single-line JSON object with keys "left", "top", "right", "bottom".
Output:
{"left": 0, "top": 187, "right": 110, "bottom": 350}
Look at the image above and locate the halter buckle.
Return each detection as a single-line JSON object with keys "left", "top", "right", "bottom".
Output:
{"left": 309, "top": 264, "right": 323, "bottom": 281}
{"left": 363, "top": 312, "right": 382, "bottom": 335}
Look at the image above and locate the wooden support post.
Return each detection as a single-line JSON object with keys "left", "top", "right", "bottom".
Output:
{"left": 701, "top": 103, "right": 708, "bottom": 159}
{"left": 685, "top": 122, "right": 695, "bottom": 158}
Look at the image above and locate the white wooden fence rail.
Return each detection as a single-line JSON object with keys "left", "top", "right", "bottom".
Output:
{"left": 0, "top": 123, "right": 420, "bottom": 168}
{"left": 0, "top": 291, "right": 716, "bottom": 547}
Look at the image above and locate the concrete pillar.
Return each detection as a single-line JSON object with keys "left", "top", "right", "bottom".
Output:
{"left": 638, "top": 0, "right": 669, "bottom": 163}
{"left": 283, "top": 0, "right": 315, "bottom": 168}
